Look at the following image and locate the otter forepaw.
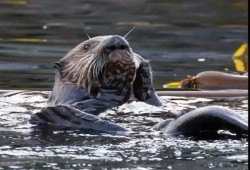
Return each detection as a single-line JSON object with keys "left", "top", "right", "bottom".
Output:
{"left": 133, "top": 61, "right": 162, "bottom": 106}
{"left": 30, "top": 105, "right": 128, "bottom": 134}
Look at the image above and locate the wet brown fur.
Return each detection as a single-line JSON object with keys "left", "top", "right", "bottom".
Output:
{"left": 57, "top": 35, "right": 143, "bottom": 96}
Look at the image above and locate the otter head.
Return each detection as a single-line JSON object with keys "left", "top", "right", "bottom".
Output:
{"left": 56, "top": 35, "right": 143, "bottom": 97}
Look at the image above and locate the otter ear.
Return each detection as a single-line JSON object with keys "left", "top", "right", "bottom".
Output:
{"left": 53, "top": 62, "right": 64, "bottom": 69}
{"left": 53, "top": 62, "right": 66, "bottom": 77}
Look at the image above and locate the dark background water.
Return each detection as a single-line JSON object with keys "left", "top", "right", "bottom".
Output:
{"left": 0, "top": 0, "right": 248, "bottom": 170}
{"left": 0, "top": 0, "right": 248, "bottom": 90}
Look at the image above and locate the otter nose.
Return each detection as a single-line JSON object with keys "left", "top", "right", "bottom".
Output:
{"left": 104, "top": 36, "right": 129, "bottom": 53}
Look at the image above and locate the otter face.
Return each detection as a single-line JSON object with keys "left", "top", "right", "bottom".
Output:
{"left": 58, "top": 35, "right": 143, "bottom": 96}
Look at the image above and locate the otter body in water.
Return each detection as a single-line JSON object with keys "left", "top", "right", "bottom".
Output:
{"left": 153, "top": 106, "right": 248, "bottom": 139}
{"left": 31, "top": 35, "right": 161, "bottom": 133}
{"left": 30, "top": 35, "right": 248, "bottom": 138}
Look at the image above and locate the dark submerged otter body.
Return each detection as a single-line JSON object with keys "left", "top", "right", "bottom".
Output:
{"left": 31, "top": 35, "right": 161, "bottom": 133}
{"left": 154, "top": 106, "right": 248, "bottom": 139}
{"left": 31, "top": 35, "right": 248, "bottom": 138}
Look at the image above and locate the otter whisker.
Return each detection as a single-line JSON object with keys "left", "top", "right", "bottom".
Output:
{"left": 125, "top": 37, "right": 131, "bottom": 41}
{"left": 91, "top": 58, "right": 99, "bottom": 79}
{"left": 86, "top": 32, "right": 91, "bottom": 39}
{"left": 99, "top": 54, "right": 107, "bottom": 72}
{"left": 87, "top": 52, "right": 103, "bottom": 81}
{"left": 133, "top": 53, "right": 144, "bottom": 68}
{"left": 93, "top": 53, "right": 106, "bottom": 80}
{"left": 124, "top": 26, "right": 136, "bottom": 39}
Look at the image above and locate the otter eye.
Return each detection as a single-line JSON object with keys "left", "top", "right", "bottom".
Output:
{"left": 83, "top": 44, "right": 91, "bottom": 51}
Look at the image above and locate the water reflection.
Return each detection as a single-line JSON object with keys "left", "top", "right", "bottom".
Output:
{"left": 0, "top": 0, "right": 248, "bottom": 90}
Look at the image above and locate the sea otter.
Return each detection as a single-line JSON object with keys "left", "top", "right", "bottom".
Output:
{"left": 30, "top": 35, "right": 248, "bottom": 138}
{"left": 30, "top": 35, "right": 162, "bottom": 133}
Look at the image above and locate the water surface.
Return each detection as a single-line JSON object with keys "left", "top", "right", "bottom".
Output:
{"left": 0, "top": 0, "right": 248, "bottom": 90}
{"left": 0, "top": 0, "right": 248, "bottom": 169}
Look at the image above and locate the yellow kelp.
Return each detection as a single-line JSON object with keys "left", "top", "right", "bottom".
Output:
{"left": 162, "top": 82, "right": 181, "bottom": 88}
{"left": 233, "top": 43, "right": 248, "bottom": 72}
